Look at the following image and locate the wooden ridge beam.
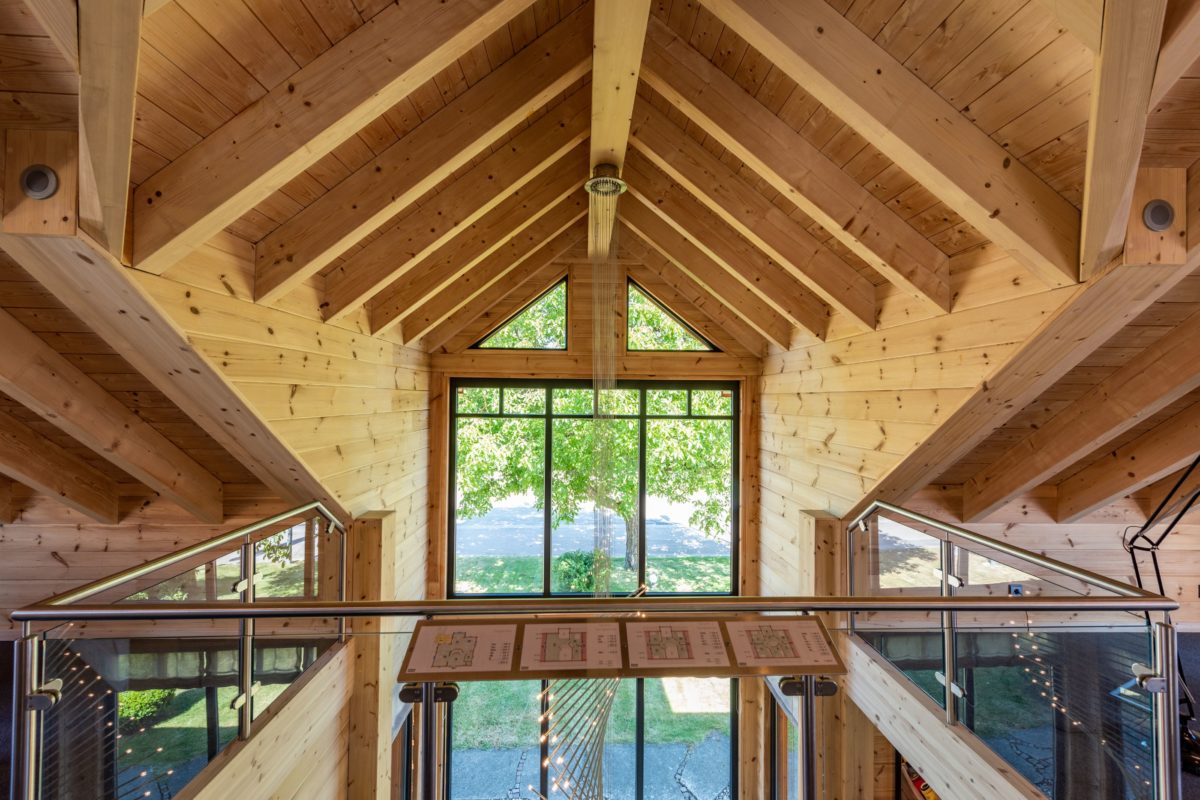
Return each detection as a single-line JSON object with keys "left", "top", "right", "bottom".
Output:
{"left": 621, "top": 153, "right": 830, "bottom": 339}
{"left": 626, "top": 263, "right": 753, "bottom": 357}
{"left": 78, "top": 0, "right": 142, "bottom": 258}
{"left": 132, "top": 0, "right": 533, "bottom": 273}
{"left": 0, "top": 231, "right": 349, "bottom": 524}
{"left": 1079, "top": 0, "right": 1169, "bottom": 277}
{"left": 441, "top": 263, "right": 569, "bottom": 354}
{"left": 629, "top": 98, "right": 876, "bottom": 329}
{"left": 425, "top": 222, "right": 585, "bottom": 352}
{"left": 845, "top": 257, "right": 1199, "bottom": 520}
{"left": 254, "top": 5, "right": 592, "bottom": 302}
{"left": 1150, "top": 0, "right": 1200, "bottom": 108}
{"left": 590, "top": 0, "right": 650, "bottom": 171}
{"left": 619, "top": 196, "right": 797, "bottom": 350}
{"left": 400, "top": 193, "right": 587, "bottom": 343}
{"left": 321, "top": 90, "right": 590, "bottom": 322}
{"left": 367, "top": 149, "right": 587, "bottom": 334}
{"left": 0, "top": 408, "right": 118, "bottom": 523}
{"left": 705, "top": 0, "right": 1080, "bottom": 287}
{"left": 962, "top": 307, "right": 1200, "bottom": 522}
{"left": 639, "top": 17, "right": 949, "bottom": 313}
{"left": 622, "top": 230, "right": 768, "bottom": 357}
{"left": 1057, "top": 401, "right": 1200, "bottom": 522}
{"left": 0, "top": 305, "right": 222, "bottom": 522}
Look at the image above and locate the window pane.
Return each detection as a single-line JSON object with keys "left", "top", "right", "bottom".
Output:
{"left": 627, "top": 284, "right": 711, "bottom": 351}
{"left": 504, "top": 386, "right": 546, "bottom": 415}
{"left": 691, "top": 389, "right": 733, "bottom": 417}
{"left": 553, "top": 387, "right": 594, "bottom": 415}
{"left": 599, "top": 387, "right": 638, "bottom": 416}
{"left": 450, "top": 681, "right": 542, "bottom": 799}
{"left": 645, "top": 418, "right": 733, "bottom": 593}
{"left": 647, "top": 389, "right": 687, "bottom": 416}
{"left": 457, "top": 386, "right": 499, "bottom": 414}
{"left": 643, "top": 678, "right": 732, "bottom": 797}
{"left": 602, "top": 680, "right": 637, "bottom": 799}
{"left": 550, "top": 418, "right": 639, "bottom": 594}
{"left": 454, "top": 417, "right": 545, "bottom": 594}
{"left": 478, "top": 282, "right": 566, "bottom": 350}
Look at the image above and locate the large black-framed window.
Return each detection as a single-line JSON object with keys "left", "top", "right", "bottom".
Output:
{"left": 448, "top": 378, "right": 740, "bottom": 598}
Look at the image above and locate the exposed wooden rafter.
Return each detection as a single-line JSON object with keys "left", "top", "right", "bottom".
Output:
{"left": 367, "top": 150, "right": 588, "bottom": 335}
{"left": 619, "top": 196, "right": 797, "bottom": 350}
{"left": 962, "top": 308, "right": 1200, "bottom": 522}
{"left": 400, "top": 192, "right": 588, "bottom": 344}
{"left": 425, "top": 222, "right": 587, "bottom": 352}
{"left": 621, "top": 154, "right": 830, "bottom": 340}
{"left": 1149, "top": 0, "right": 1200, "bottom": 108}
{"left": 1057, "top": 401, "right": 1200, "bottom": 522}
{"left": 132, "top": 0, "right": 534, "bottom": 273}
{"left": 0, "top": 408, "right": 119, "bottom": 524}
{"left": 0, "top": 305, "right": 223, "bottom": 522}
{"left": 321, "top": 91, "right": 590, "bottom": 322}
{"left": 20, "top": 0, "right": 78, "bottom": 71}
{"left": 0, "top": 232, "right": 350, "bottom": 523}
{"left": 705, "top": 0, "right": 1080, "bottom": 288}
{"left": 254, "top": 4, "right": 593, "bottom": 303}
{"left": 1078, "top": 0, "right": 1168, "bottom": 277}
{"left": 629, "top": 98, "right": 877, "bottom": 330}
{"left": 77, "top": 0, "right": 142, "bottom": 258}
{"left": 638, "top": 16, "right": 949, "bottom": 314}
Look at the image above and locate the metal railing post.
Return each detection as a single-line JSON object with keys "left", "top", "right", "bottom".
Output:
{"left": 238, "top": 538, "right": 256, "bottom": 739}
{"left": 800, "top": 675, "right": 817, "bottom": 800}
{"left": 420, "top": 682, "right": 437, "bottom": 800}
{"left": 1153, "top": 620, "right": 1181, "bottom": 800}
{"left": 337, "top": 521, "right": 348, "bottom": 642}
{"left": 15, "top": 624, "right": 41, "bottom": 800}
{"left": 940, "top": 539, "right": 958, "bottom": 726}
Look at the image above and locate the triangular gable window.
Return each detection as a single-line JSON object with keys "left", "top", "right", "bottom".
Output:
{"left": 626, "top": 281, "right": 715, "bottom": 352}
{"left": 475, "top": 280, "right": 567, "bottom": 350}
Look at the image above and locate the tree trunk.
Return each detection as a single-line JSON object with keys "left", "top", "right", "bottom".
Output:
{"left": 623, "top": 513, "right": 638, "bottom": 572}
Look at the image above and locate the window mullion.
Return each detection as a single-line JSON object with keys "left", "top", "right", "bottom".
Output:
{"left": 543, "top": 387, "right": 552, "bottom": 598}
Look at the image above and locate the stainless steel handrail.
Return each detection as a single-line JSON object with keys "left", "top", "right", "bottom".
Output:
{"left": 849, "top": 500, "right": 1159, "bottom": 599}
{"left": 37, "top": 502, "right": 344, "bottom": 608}
{"left": 9, "top": 593, "right": 1176, "bottom": 623}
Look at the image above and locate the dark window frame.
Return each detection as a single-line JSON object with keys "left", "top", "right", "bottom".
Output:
{"left": 471, "top": 278, "right": 569, "bottom": 351}
{"left": 626, "top": 278, "right": 718, "bottom": 353}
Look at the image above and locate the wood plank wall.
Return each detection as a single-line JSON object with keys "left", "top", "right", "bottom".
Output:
{"left": 0, "top": 483, "right": 288, "bottom": 638}
{"left": 136, "top": 233, "right": 432, "bottom": 522}
{"left": 759, "top": 246, "right": 1075, "bottom": 523}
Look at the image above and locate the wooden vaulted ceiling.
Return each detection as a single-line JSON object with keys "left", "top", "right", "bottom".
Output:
{"left": 0, "top": 0, "right": 1198, "bottom": 527}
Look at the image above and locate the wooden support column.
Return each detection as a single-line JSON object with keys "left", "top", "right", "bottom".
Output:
{"left": 0, "top": 476, "right": 14, "bottom": 524}
{"left": 348, "top": 511, "right": 398, "bottom": 799}
{"left": 738, "top": 375, "right": 764, "bottom": 799}
{"left": 427, "top": 373, "right": 449, "bottom": 600}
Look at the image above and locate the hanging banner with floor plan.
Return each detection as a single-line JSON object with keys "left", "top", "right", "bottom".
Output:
{"left": 398, "top": 614, "right": 845, "bottom": 682}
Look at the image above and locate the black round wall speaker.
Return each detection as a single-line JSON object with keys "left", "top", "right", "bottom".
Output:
{"left": 19, "top": 164, "right": 58, "bottom": 200}
{"left": 1143, "top": 199, "right": 1175, "bottom": 232}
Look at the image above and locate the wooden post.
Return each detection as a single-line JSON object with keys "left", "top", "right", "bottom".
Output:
{"left": 347, "top": 511, "right": 398, "bottom": 799}
{"left": 427, "top": 372, "right": 449, "bottom": 600}
{"left": 739, "top": 375, "right": 765, "bottom": 798}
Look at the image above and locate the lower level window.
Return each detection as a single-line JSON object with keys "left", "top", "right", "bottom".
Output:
{"left": 448, "top": 678, "right": 736, "bottom": 798}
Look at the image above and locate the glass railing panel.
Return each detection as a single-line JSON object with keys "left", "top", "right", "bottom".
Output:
{"left": 253, "top": 517, "right": 338, "bottom": 600}
{"left": 952, "top": 616, "right": 1155, "bottom": 800}
{"left": 250, "top": 619, "right": 340, "bottom": 721}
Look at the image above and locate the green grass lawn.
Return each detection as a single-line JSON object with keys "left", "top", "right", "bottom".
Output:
{"left": 455, "top": 555, "right": 732, "bottom": 594}
{"left": 451, "top": 678, "right": 730, "bottom": 750}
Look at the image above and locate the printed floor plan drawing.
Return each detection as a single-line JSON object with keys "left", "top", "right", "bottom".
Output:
{"left": 432, "top": 631, "right": 479, "bottom": 668}
{"left": 645, "top": 626, "right": 693, "bottom": 661}
{"left": 746, "top": 626, "right": 797, "bottom": 659}
{"left": 540, "top": 628, "right": 587, "bottom": 663}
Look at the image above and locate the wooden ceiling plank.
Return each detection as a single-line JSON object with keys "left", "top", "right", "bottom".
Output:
{"left": 619, "top": 197, "right": 796, "bottom": 349}
{"left": 402, "top": 199, "right": 587, "bottom": 343}
{"left": 0, "top": 304, "right": 223, "bottom": 522}
{"left": 78, "top": 0, "right": 142, "bottom": 259}
{"left": 369, "top": 153, "right": 586, "bottom": 334}
{"left": 640, "top": 17, "right": 949, "bottom": 313}
{"left": 132, "top": 0, "right": 534, "bottom": 274}
{"left": 1149, "top": 0, "right": 1200, "bottom": 108}
{"left": 20, "top": 0, "right": 79, "bottom": 71}
{"left": 962, "top": 307, "right": 1200, "bottom": 522}
{"left": 1057, "top": 401, "right": 1200, "bottom": 522}
{"left": 1033, "top": 0, "right": 1102, "bottom": 52}
{"left": 321, "top": 89, "right": 590, "bottom": 322}
{"left": 590, "top": 0, "right": 651, "bottom": 170}
{"left": 0, "top": 408, "right": 119, "bottom": 523}
{"left": 424, "top": 222, "right": 586, "bottom": 352}
{"left": 705, "top": 0, "right": 1081, "bottom": 287}
{"left": 254, "top": 4, "right": 592, "bottom": 302}
{"left": 621, "top": 153, "right": 829, "bottom": 340}
{"left": 0, "top": 231, "right": 349, "bottom": 524}
{"left": 437, "top": 263, "right": 568, "bottom": 354}
{"left": 629, "top": 99, "right": 876, "bottom": 329}
{"left": 622, "top": 229, "right": 768, "bottom": 357}
{"left": 1079, "top": 0, "right": 1169, "bottom": 278}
